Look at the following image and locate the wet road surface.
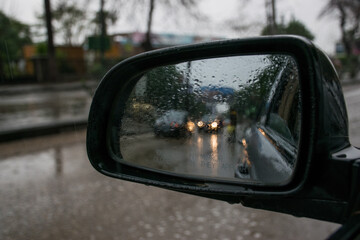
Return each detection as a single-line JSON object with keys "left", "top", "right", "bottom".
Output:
{"left": 0, "top": 130, "right": 339, "bottom": 240}
{"left": 0, "top": 87, "right": 91, "bottom": 133}
{"left": 3, "top": 83, "right": 360, "bottom": 239}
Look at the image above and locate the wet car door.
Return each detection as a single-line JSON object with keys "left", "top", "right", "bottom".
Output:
{"left": 237, "top": 58, "right": 300, "bottom": 184}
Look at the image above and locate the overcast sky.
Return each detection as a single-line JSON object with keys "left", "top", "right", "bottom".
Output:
{"left": 1, "top": 0, "right": 339, "bottom": 54}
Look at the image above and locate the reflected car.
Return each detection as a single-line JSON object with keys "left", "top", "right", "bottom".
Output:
{"left": 154, "top": 110, "right": 190, "bottom": 137}
{"left": 197, "top": 114, "right": 222, "bottom": 132}
{"left": 235, "top": 57, "right": 300, "bottom": 183}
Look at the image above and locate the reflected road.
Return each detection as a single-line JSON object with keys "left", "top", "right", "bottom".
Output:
{"left": 121, "top": 128, "right": 292, "bottom": 185}
{"left": 121, "top": 131, "right": 242, "bottom": 180}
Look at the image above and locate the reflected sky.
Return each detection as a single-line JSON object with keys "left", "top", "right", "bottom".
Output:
{"left": 176, "top": 55, "right": 273, "bottom": 90}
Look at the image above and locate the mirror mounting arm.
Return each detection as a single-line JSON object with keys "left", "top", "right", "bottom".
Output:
{"left": 348, "top": 158, "right": 360, "bottom": 216}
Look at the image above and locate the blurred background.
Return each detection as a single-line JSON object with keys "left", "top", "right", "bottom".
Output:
{"left": 0, "top": 0, "right": 359, "bottom": 239}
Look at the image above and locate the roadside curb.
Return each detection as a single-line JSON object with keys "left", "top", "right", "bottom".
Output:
{"left": 0, "top": 81, "right": 98, "bottom": 95}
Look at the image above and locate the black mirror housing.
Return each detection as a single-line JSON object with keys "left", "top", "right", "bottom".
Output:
{"left": 87, "top": 36, "right": 357, "bottom": 223}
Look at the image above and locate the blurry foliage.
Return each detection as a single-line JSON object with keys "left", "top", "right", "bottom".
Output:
{"left": 88, "top": 58, "right": 125, "bottom": 79}
{"left": 34, "top": 42, "right": 79, "bottom": 74}
{"left": 119, "top": 0, "right": 205, "bottom": 51}
{"left": 55, "top": 49, "right": 74, "bottom": 73}
{"left": 226, "top": 1, "right": 263, "bottom": 37}
{"left": 88, "top": 62, "right": 105, "bottom": 78}
{"left": 145, "top": 65, "right": 187, "bottom": 110}
{"left": 320, "top": 0, "right": 360, "bottom": 79}
{"left": 52, "top": 1, "right": 87, "bottom": 45}
{"left": 144, "top": 65, "right": 207, "bottom": 118}
{"left": 261, "top": 18, "right": 315, "bottom": 40}
{"left": 35, "top": 42, "right": 48, "bottom": 56}
{"left": 336, "top": 54, "right": 359, "bottom": 77}
{"left": 0, "top": 10, "right": 32, "bottom": 80}
{"left": 231, "top": 55, "right": 289, "bottom": 120}
{"left": 37, "top": 1, "right": 87, "bottom": 46}
{"left": 92, "top": 8, "right": 118, "bottom": 36}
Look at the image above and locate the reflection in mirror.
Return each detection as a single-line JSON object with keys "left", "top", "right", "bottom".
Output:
{"left": 117, "top": 54, "right": 301, "bottom": 186}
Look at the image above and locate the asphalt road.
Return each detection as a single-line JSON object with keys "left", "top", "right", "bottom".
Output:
{"left": 121, "top": 131, "right": 242, "bottom": 179}
{"left": 1, "top": 83, "right": 360, "bottom": 240}
{"left": 120, "top": 129, "right": 292, "bottom": 185}
{"left": 0, "top": 86, "right": 91, "bottom": 134}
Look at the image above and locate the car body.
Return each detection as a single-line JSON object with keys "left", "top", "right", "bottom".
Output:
{"left": 197, "top": 114, "right": 222, "bottom": 132}
{"left": 154, "top": 110, "right": 189, "bottom": 137}
{"left": 235, "top": 57, "right": 299, "bottom": 183}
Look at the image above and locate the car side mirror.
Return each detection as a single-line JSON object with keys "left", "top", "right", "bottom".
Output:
{"left": 87, "top": 36, "right": 360, "bottom": 224}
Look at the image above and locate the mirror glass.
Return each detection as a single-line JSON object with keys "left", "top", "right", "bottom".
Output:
{"left": 117, "top": 54, "right": 301, "bottom": 186}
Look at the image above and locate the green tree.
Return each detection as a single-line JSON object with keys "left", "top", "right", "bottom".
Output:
{"left": 121, "top": 0, "right": 204, "bottom": 51}
{"left": 226, "top": 1, "right": 263, "bottom": 37}
{"left": 37, "top": 1, "right": 87, "bottom": 46}
{"left": 92, "top": 5, "right": 118, "bottom": 36}
{"left": 144, "top": 65, "right": 206, "bottom": 117}
{"left": 283, "top": 19, "right": 315, "bottom": 40}
{"left": 145, "top": 65, "right": 186, "bottom": 111}
{"left": 0, "top": 11, "right": 32, "bottom": 80}
{"left": 232, "top": 55, "right": 291, "bottom": 119}
{"left": 52, "top": 1, "right": 87, "bottom": 46}
{"left": 319, "top": 0, "right": 360, "bottom": 78}
{"left": 261, "top": 18, "right": 315, "bottom": 40}
{"left": 88, "top": 0, "right": 119, "bottom": 64}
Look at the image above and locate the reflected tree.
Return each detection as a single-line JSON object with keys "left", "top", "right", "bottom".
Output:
{"left": 231, "top": 55, "right": 290, "bottom": 121}
{"left": 145, "top": 65, "right": 184, "bottom": 110}
{"left": 144, "top": 65, "right": 207, "bottom": 118}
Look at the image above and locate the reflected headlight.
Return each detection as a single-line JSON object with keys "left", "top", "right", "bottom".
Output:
{"left": 187, "top": 121, "right": 195, "bottom": 132}
{"left": 197, "top": 121, "right": 204, "bottom": 128}
{"left": 211, "top": 121, "right": 218, "bottom": 129}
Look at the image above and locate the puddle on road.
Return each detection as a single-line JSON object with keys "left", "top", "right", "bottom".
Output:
{"left": 0, "top": 131, "right": 90, "bottom": 188}
{"left": 0, "top": 149, "right": 58, "bottom": 185}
